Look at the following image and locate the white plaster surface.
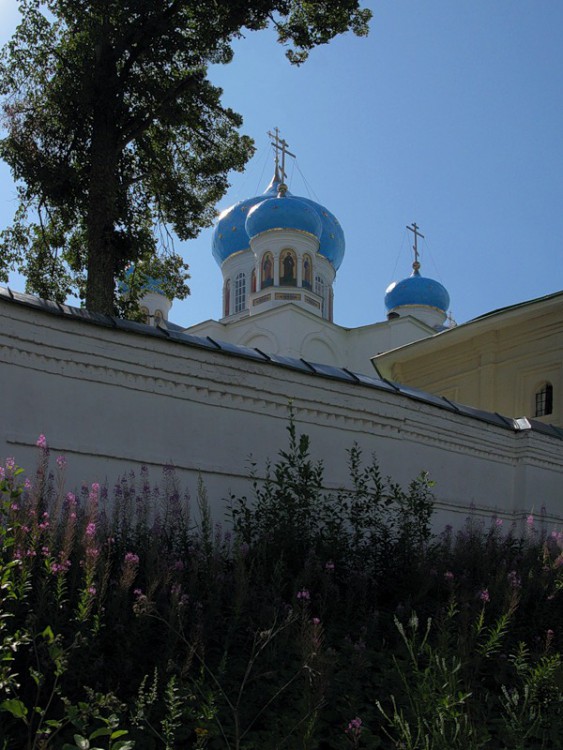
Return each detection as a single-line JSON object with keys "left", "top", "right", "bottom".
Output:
{"left": 1, "top": 296, "right": 562, "bottom": 531}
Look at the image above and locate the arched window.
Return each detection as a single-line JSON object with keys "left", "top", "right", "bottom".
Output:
{"left": 535, "top": 382, "right": 553, "bottom": 417}
{"left": 302, "top": 254, "right": 312, "bottom": 289}
{"left": 315, "top": 274, "right": 326, "bottom": 317}
{"left": 224, "top": 279, "right": 231, "bottom": 317}
{"left": 251, "top": 268, "right": 257, "bottom": 294}
{"left": 234, "top": 272, "right": 246, "bottom": 313}
{"left": 154, "top": 309, "right": 163, "bottom": 325}
{"left": 279, "top": 249, "right": 297, "bottom": 286}
{"left": 261, "top": 252, "right": 274, "bottom": 288}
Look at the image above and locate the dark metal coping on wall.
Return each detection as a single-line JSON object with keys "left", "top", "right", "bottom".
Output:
{"left": 1, "top": 287, "right": 562, "bottom": 440}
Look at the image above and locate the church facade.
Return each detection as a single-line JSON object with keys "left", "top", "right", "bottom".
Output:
{"left": 185, "top": 168, "right": 453, "bottom": 376}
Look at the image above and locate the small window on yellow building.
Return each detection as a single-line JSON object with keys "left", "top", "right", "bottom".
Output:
{"left": 535, "top": 382, "right": 553, "bottom": 417}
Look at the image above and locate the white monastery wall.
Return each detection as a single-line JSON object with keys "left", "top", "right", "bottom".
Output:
{"left": 1, "top": 294, "right": 562, "bottom": 530}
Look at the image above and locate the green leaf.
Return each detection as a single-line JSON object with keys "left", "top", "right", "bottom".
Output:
{"left": 113, "top": 742, "right": 135, "bottom": 750}
{"left": 90, "top": 727, "right": 111, "bottom": 739}
{"left": 42, "top": 625, "right": 55, "bottom": 643}
{"left": 0, "top": 698, "right": 28, "bottom": 719}
{"left": 110, "top": 730, "right": 129, "bottom": 739}
{"left": 73, "top": 735, "right": 89, "bottom": 750}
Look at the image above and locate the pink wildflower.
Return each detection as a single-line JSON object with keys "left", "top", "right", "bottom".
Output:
{"left": 56, "top": 455, "right": 67, "bottom": 469}
{"left": 345, "top": 717, "right": 363, "bottom": 738}
{"left": 24, "top": 478, "right": 32, "bottom": 490}
{"left": 297, "top": 589, "right": 310, "bottom": 601}
{"left": 312, "top": 617, "right": 321, "bottom": 625}
{"left": 36, "top": 435, "right": 47, "bottom": 449}
{"left": 51, "top": 558, "right": 71, "bottom": 575}
{"left": 124, "top": 552, "right": 140, "bottom": 566}
{"left": 526, "top": 514, "right": 534, "bottom": 527}
{"left": 444, "top": 571, "right": 454, "bottom": 582}
{"left": 325, "top": 560, "right": 335, "bottom": 572}
{"left": 89, "top": 483, "right": 100, "bottom": 504}
{"left": 5, "top": 458, "right": 15, "bottom": 471}
{"left": 479, "top": 588, "right": 490, "bottom": 603}
{"left": 85, "top": 522, "right": 96, "bottom": 537}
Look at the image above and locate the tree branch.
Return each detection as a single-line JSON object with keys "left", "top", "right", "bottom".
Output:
{"left": 119, "top": 73, "right": 202, "bottom": 148}
{"left": 117, "top": 0, "right": 186, "bottom": 83}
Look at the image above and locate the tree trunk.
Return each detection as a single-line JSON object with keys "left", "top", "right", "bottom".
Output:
{"left": 85, "top": 40, "right": 120, "bottom": 315}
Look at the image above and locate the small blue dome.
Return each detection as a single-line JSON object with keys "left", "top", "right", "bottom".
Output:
{"left": 245, "top": 195, "right": 323, "bottom": 240}
{"left": 385, "top": 268, "right": 450, "bottom": 313}
{"left": 212, "top": 173, "right": 346, "bottom": 270}
{"left": 121, "top": 266, "right": 168, "bottom": 296}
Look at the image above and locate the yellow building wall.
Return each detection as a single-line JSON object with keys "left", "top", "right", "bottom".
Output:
{"left": 388, "top": 306, "right": 562, "bottom": 426}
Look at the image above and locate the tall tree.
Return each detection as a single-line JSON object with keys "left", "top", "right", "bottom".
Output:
{"left": 0, "top": 1, "right": 371, "bottom": 315}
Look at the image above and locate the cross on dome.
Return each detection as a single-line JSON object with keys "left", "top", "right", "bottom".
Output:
{"left": 267, "top": 127, "right": 295, "bottom": 185}
{"left": 407, "top": 222, "right": 424, "bottom": 271}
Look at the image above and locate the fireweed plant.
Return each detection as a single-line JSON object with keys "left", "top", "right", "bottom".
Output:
{"left": 0, "top": 423, "right": 561, "bottom": 749}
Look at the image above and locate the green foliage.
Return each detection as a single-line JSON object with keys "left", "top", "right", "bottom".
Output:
{"left": 0, "top": 0, "right": 371, "bottom": 313}
{"left": 0, "top": 422, "right": 562, "bottom": 748}
{"left": 62, "top": 711, "right": 134, "bottom": 750}
{"left": 229, "top": 412, "right": 435, "bottom": 590}
{"left": 377, "top": 613, "right": 484, "bottom": 749}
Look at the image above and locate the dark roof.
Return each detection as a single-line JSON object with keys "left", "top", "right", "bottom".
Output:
{"left": 1, "top": 286, "right": 561, "bottom": 440}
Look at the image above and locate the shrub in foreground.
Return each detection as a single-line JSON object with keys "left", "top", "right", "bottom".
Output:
{"left": 0, "top": 424, "right": 561, "bottom": 749}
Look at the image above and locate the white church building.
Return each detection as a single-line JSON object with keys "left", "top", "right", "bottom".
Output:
{"left": 1, "top": 139, "right": 562, "bottom": 529}
{"left": 185, "top": 166, "right": 451, "bottom": 377}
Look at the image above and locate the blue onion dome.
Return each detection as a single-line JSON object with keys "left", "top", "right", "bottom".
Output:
{"left": 298, "top": 197, "right": 345, "bottom": 270}
{"left": 212, "top": 172, "right": 282, "bottom": 265}
{"left": 384, "top": 265, "right": 450, "bottom": 312}
{"left": 245, "top": 194, "right": 323, "bottom": 241}
{"left": 212, "top": 172, "right": 346, "bottom": 270}
{"left": 120, "top": 265, "right": 168, "bottom": 296}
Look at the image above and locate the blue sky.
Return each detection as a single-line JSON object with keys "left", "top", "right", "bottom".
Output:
{"left": 1, "top": 0, "right": 563, "bottom": 328}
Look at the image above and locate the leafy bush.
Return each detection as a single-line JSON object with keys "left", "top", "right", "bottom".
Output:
{"left": 0, "top": 422, "right": 561, "bottom": 749}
